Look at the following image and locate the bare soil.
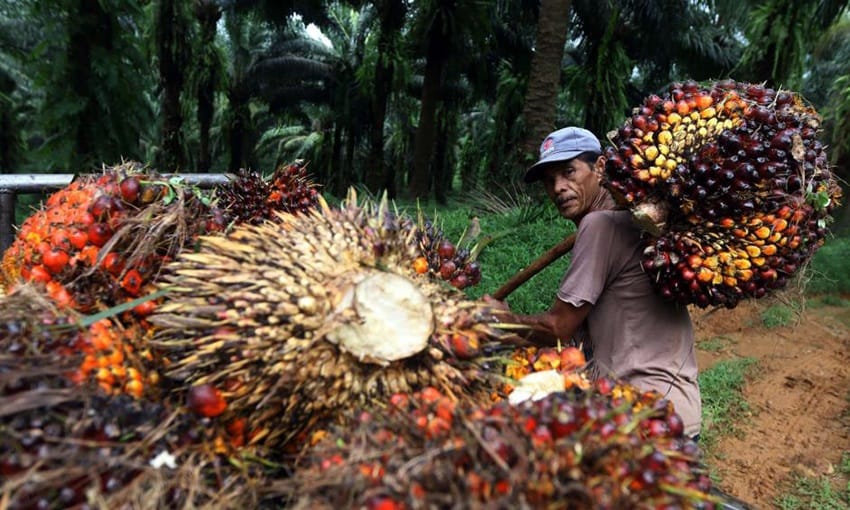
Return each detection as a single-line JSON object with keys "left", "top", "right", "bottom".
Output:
{"left": 691, "top": 297, "right": 850, "bottom": 508}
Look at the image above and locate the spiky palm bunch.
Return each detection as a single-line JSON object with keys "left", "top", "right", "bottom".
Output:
{"left": 150, "top": 190, "right": 517, "bottom": 452}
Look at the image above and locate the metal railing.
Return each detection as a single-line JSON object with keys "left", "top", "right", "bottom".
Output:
{"left": 0, "top": 173, "right": 234, "bottom": 253}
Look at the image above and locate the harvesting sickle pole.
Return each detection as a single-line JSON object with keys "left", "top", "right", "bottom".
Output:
{"left": 492, "top": 232, "right": 576, "bottom": 300}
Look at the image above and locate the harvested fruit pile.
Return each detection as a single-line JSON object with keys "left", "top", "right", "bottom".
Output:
{"left": 0, "top": 163, "right": 229, "bottom": 398}
{"left": 0, "top": 162, "right": 225, "bottom": 315}
{"left": 502, "top": 345, "right": 590, "bottom": 395}
{"left": 288, "top": 383, "right": 715, "bottom": 509}
{"left": 0, "top": 286, "right": 268, "bottom": 510}
{"left": 604, "top": 80, "right": 842, "bottom": 308}
{"left": 149, "top": 190, "right": 516, "bottom": 453}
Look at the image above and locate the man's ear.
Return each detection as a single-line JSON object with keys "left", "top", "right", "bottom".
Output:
{"left": 594, "top": 155, "right": 606, "bottom": 178}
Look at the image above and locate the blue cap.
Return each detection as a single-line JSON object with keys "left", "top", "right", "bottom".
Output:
{"left": 524, "top": 127, "right": 602, "bottom": 183}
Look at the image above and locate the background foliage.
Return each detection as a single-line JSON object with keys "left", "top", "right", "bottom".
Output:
{"left": 1, "top": 0, "right": 850, "bottom": 227}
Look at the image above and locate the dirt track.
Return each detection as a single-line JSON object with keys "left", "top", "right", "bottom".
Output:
{"left": 692, "top": 299, "right": 850, "bottom": 507}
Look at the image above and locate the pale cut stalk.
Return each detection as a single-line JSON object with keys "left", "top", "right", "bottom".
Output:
{"left": 326, "top": 271, "right": 434, "bottom": 366}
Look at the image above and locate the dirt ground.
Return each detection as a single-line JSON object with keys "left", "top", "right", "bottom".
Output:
{"left": 691, "top": 297, "right": 850, "bottom": 508}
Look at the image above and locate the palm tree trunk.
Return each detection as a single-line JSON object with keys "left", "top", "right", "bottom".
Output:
{"left": 225, "top": 11, "right": 251, "bottom": 173}
{"left": 227, "top": 82, "right": 250, "bottom": 172}
{"left": 410, "top": 29, "right": 448, "bottom": 199}
{"left": 331, "top": 123, "right": 344, "bottom": 195}
{"left": 365, "top": 0, "right": 405, "bottom": 197}
{"left": 195, "top": 0, "right": 221, "bottom": 173}
{"left": 156, "top": 0, "right": 189, "bottom": 171}
{"left": 68, "top": 0, "right": 111, "bottom": 169}
{"left": 433, "top": 108, "right": 453, "bottom": 205}
{"left": 0, "top": 103, "right": 15, "bottom": 173}
{"left": 343, "top": 127, "right": 356, "bottom": 190}
{"left": 519, "top": 0, "right": 572, "bottom": 161}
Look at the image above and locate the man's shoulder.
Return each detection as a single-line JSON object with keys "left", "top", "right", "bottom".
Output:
{"left": 580, "top": 209, "right": 633, "bottom": 231}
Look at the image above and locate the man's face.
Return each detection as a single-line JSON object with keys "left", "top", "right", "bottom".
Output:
{"left": 541, "top": 156, "right": 604, "bottom": 220}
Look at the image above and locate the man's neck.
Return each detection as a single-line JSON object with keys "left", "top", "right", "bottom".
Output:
{"left": 574, "top": 189, "right": 616, "bottom": 225}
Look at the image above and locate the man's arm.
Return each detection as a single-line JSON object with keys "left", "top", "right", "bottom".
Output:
{"left": 495, "top": 297, "right": 591, "bottom": 347}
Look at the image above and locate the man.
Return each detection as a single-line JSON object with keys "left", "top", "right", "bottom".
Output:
{"left": 494, "top": 126, "right": 702, "bottom": 440}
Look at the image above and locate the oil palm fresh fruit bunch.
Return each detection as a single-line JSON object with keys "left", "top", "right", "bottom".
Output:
{"left": 287, "top": 382, "right": 713, "bottom": 510}
{"left": 604, "top": 79, "right": 842, "bottom": 309}
{"left": 413, "top": 217, "right": 482, "bottom": 290}
{"left": 149, "top": 190, "right": 519, "bottom": 453}
{"left": 0, "top": 163, "right": 226, "bottom": 397}
{"left": 0, "top": 287, "right": 268, "bottom": 510}
{"left": 640, "top": 204, "right": 820, "bottom": 307}
{"left": 0, "top": 162, "right": 225, "bottom": 317}
{"left": 0, "top": 284, "right": 152, "bottom": 397}
{"left": 216, "top": 161, "right": 320, "bottom": 225}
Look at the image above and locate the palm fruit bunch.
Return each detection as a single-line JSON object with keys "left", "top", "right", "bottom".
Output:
{"left": 413, "top": 217, "right": 482, "bottom": 290}
{"left": 0, "top": 163, "right": 227, "bottom": 398}
{"left": 604, "top": 79, "right": 843, "bottom": 308}
{"left": 0, "top": 286, "right": 280, "bottom": 510}
{"left": 0, "top": 162, "right": 225, "bottom": 315}
{"left": 0, "top": 286, "right": 268, "bottom": 510}
{"left": 287, "top": 382, "right": 716, "bottom": 509}
{"left": 216, "top": 160, "right": 320, "bottom": 225}
{"left": 501, "top": 345, "right": 589, "bottom": 396}
{"left": 148, "top": 190, "right": 517, "bottom": 453}
{"left": 0, "top": 282, "right": 153, "bottom": 400}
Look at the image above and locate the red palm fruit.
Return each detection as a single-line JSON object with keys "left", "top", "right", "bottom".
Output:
{"left": 187, "top": 384, "right": 227, "bottom": 417}
{"left": 119, "top": 176, "right": 141, "bottom": 204}
{"left": 102, "top": 252, "right": 125, "bottom": 276}
{"left": 449, "top": 273, "right": 469, "bottom": 289}
{"left": 29, "top": 264, "right": 52, "bottom": 283}
{"left": 439, "top": 260, "right": 457, "bottom": 280}
{"left": 559, "top": 347, "right": 586, "bottom": 371}
{"left": 450, "top": 332, "right": 480, "bottom": 359}
{"left": 42, "top": 248, "right": 70, "bottom": 274}
{"left": 120, "top": 269, "right": 144, "bottom": 296}
{"left": 437, "top": 239, "right": 456, "bottom": 259}
{"left": 87, "top": 223, "right": 113, "bottom": 247}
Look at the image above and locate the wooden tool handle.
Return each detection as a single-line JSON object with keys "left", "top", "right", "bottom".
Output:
{"left": 492, "top": 233, "right": 577, "bottom": 301}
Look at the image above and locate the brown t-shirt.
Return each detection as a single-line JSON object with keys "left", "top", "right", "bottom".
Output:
{"left": 557, "top": 210, "right": 701, "bottom": 437}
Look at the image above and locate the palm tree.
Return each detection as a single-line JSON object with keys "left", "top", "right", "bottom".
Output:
{"left": 17, "top": 0, "right": 154, "bottom": 171}
{"left": 193, "top": 0, "right": 223, "bottom": 173}
{"left": 735, "top": 0, "right": 849, "bottom": 88}
{"left": 249, "top": 4, "right": 374, "bottom": 193}
{"left": 222, "top": 7, "right": 271, "bottom": 173}
{"left": 155, "top": 0, "right": 192, "bottom": 171}
{"left": 407, "top": 0, "right": 496, "bottom": 199}
{"left": 364, "top": 0, "right": 406, "bottom": 196}
{"left": 565, "top": 0, "right": 741, "bottom": 137}
{"left": 518, "top": 0, "right": 573, "bottom": 162}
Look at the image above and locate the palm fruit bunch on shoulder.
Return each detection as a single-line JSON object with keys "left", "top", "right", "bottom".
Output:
{"left": 288, "top": 382, "right": 715, "bottom": 510}
{"left": 149, "top": 189, "right": 517, "bottom": 454}
{"left": 0, "top": 162, "right": 226, "bottom": 397}
{"left": 216, "top": 160, "right": 320, "bottom": 226}
{"left": 413, "top": 216, "right": 482, "bottom": 290}
{"left": 0, "top": 291, "right": 268, "bottom": 510}
{"left": 604, "top": 79, "right": 842, "bottom": 308}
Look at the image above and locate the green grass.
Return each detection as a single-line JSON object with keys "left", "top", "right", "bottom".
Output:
{"left": 807, "top": 236, "right": 850, "bottom": 295}
{"left": 808, "top": 294, "right": 850, "bottom": 308}
{"left": 698, "top": 357, "right": 758, "bottom": 453}
{"left": 775, "top": 453, "right": 850, "bottom": 510}
{"left": 760, "top": 303, "right": 797, "bottom": 328}
{"left": 410, "top": 197, "right": 575, "bottom": 315}
{"left": 697, "top": 335, "right": 735, "bottom": 353}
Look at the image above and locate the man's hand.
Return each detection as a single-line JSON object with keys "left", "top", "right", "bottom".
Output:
{"left": 482, "top": 294, "right": 511, "bottom": 313}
